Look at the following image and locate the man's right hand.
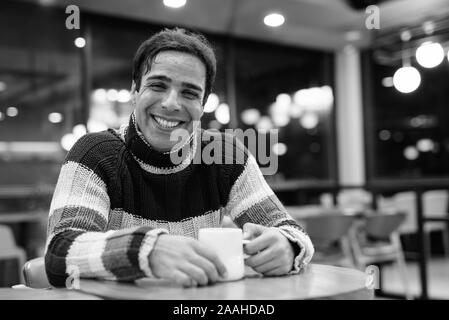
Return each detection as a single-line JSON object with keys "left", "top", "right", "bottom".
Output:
{"left": 148, "top": 234, "right": 228, "bottom": 287}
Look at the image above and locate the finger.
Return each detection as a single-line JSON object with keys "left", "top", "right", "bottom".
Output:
{"left": 194, "top": 244, "right": 228, "bottom": 279}
{"left": 264, "top": 266, "right": 287, "bottom": 277}
{"left": 245, "top": 231, "right": 276, "bottom": 255}
{"left": 171, "top": 270, "right": 194, "bottom": 287}
{"left": 243, "top": 223, "right": 266, "bottom": 240}
{"left": 252, "top": 258, "right": 280, "bottom": 274}
{"left": 180, "top": 263, "right": 209, "bottom": 286}
{"left": 189, "top": 255, "right": 220, "bottom": 283}
{"left": 245, "top": 247, "right": 276, "bottom": 268}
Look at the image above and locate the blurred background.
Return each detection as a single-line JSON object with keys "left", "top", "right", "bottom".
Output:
{"left": 1, "top": 0, "right": 449, "bottom": 299}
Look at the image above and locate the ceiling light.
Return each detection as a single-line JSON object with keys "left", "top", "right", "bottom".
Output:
{"left": 416, "top": 42, "right": 444, "bottom": 68}
{"left": 381, "top": 77, "right": 394, "bottom": 87}
{"left": 416, "top": 139, "right": 434, "bottom": 152}
{"left": 255, "top": 116, "right": 273, "bottom": 133}
{"left": 163, "top": 0, "right": 186, "bottom": 9}
{"left": 378, "top": 130, "right": 391, "bottom": 141}
{"left": 215, "top": 103, "right": 230, "bottom": 125}
{"left": 61, "top": 133, "right": 77, "bottom": 151}
{"left": 48, "top": 112, "right": 63, "bottom": 123}
{"left": 74, "top": 37, "right": 86, "bottom": 48}
{"left": 393, "top": 66, "right": 421, "bottom": 93}
{"left": 404, "top": 146, "right": 419, "bottom": 160}
{"left": 93, "top": 89, "right": 107, "bottom": 102}
{"left": 264, "top": 13, "right": 285, "bottom": 27}
{"left": 117, "top": 89, "right": 131, "bottom": 103}
{"left": 6, "top": 107, "right": 18, "bottom": 117}
{"left": 106, "top": 89, "right": 118, "bottom": 102}
{"left": 299, "top": 113, "right": 319, "bottom": 129}
{"left": 241, "top": 108, "right": 261, "bottom": 126}
{"left": 272, "top": 143, "right": 287, "bottom": 156}
{"left": 400, "top": 30, "right": 412, "bottom": 42}
{"left": 422, "top": 21, "right": 435, "bottom": 35}
{"left": 73, "top": 124, "right": 87, "bottom": 138}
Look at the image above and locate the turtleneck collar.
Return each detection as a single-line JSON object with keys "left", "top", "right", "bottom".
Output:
{"left": 122, "top": 112, "right": 198, "bottom": 174}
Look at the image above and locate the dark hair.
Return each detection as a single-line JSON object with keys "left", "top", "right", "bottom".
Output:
{"left": 132, "top": 27, "right": 216, "bottom": 105}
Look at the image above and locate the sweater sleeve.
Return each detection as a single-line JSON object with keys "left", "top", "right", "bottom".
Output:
{"left": 44, "top": 133, "right": 167, "bottom": 287}
{"left": 223, "top": 140, "right": 314, "bottom": 274}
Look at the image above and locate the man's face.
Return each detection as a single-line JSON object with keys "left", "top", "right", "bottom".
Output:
{"left": 133, "top": 50, "right": 206, "bottom": 152}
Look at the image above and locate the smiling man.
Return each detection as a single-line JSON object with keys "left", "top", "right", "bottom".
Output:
{"left": 45, "top": 28, "right": 314, "bottom": 288}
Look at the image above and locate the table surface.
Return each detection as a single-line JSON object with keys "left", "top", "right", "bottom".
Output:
{"left": 0, "top": 264, "right": 373, "bottom": 300}
{"left": 80, "top": 264, "right": 372, "bottom": 300}
{"left": 0, "top": 287, "right": 101, "bottom": 300}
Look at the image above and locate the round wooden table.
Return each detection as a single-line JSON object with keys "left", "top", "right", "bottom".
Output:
{"left": 77, "top": 264, "right": 373, "bottom": 300}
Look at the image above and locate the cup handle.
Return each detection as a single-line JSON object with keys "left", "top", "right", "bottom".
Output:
{"left": 242, "top": 239, "right": 250, "bottom": 259}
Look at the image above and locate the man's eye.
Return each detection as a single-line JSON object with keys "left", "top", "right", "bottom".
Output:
{"left": 148, "top": 83, "right": 166, "bottom": 91}
{"left": 183, "top": 90, "right": 199, "bottom": 99}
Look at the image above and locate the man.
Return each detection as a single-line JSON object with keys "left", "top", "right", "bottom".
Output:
{"left": 45, "top": 27, "right": 314, "bottom": 287}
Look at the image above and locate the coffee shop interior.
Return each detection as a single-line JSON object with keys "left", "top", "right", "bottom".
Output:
{"left": 1, "top": 0, "right": 449, "bottom": 300}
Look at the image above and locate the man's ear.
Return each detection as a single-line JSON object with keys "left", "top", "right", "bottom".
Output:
{"left": 131, "top": 81, "right": 138, "bottom": 105}
{"left": 131, "top": 81, "right": 137, "bottom": 95}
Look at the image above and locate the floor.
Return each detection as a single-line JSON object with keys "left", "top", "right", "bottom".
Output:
{"left": 378, "top": 257, "right": 449, "bottom": 299}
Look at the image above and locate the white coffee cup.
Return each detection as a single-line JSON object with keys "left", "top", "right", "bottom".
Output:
{"left": 198, "top": 228, "right": 249, "bottom": 282}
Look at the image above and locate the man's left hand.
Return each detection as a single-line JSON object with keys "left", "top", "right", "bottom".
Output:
{"left": 243, "top": 223, "right": 296, "bottom": 276}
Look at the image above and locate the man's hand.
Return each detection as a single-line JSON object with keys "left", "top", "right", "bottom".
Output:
{"left": 243, "top": 223, "right": 296, "bottom": 276}
{"left": 148, "top": 234, "right": 228, "bottom": 287}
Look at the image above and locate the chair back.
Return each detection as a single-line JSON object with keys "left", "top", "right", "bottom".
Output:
{"left": 22, "top": 257, "right": 51, "bottom": 289}
{"left": 364, "top": 211, "right": 407, "bottom": 240}
{"left": 391, "top": 191, "right": 417, "bottom": 234}
{"left": 300, "top": 214, "right": 356, "bottom": 244}
{"left": 337, "top": 189, "right": 372, "bottom": 211}
{"left": 0, "top": 225, "right": 17, "bottom": 250}
{"left": 423, "top": 190, "right": 449, "bottom": 218}
{"left": 286, "top": 205, "right": 342, "bottom": 220}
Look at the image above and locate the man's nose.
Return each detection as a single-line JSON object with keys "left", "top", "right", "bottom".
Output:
{"left": 161, "top": 89, "right": 181, "bottom": 112}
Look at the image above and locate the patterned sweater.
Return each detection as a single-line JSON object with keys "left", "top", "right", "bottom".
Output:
{"left": 45, "top": 113, "right": 314, "bottom": 287}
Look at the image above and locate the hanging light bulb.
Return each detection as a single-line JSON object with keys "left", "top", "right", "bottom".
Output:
{"left": 416, "top": 41, "right": 444, "bottom": 68}
{"left": 394, "top": 36, "right": 421, "bottom": 94}
{"left": 393, "top": 66, "right": 421, "bottom": 93}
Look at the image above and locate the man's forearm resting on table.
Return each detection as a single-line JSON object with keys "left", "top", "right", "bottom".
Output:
{"left": 45, "top": 226, "right": 168, "bottom": 287}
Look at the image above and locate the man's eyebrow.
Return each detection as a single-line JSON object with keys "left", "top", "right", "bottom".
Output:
{"left": 182, "top": 82, "right": 203, "bottom": 92}
{"left": 145, "top": 75, "right": 203, "bottom": 92}
{"left": 145, "top": 75, "right": 171, "bottom": 82}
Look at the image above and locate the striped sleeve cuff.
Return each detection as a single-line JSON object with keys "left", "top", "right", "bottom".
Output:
{"left": 277, "top": 225, "right": 315, "bottom": 274}
{"left": 138, "top": 228, "right": 169, "bottom": 278}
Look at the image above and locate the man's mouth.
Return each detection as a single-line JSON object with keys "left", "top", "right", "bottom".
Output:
{"left": 151, "top": 114, "right": 186, "bottom": 129}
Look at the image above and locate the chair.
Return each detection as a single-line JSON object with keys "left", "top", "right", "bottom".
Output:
{"left": 296, "top": 213, "right": 357, "bottom": 268}
{"left": 382, "top": 190, "right": 449, "bottom": 256}
{"left": 285, "top": 205, "right": 342, "bottom": 220}
{"left": 336, "top": 189, "right": 373, "bottom": 212}
{"left": 0, "top": 224, "right": 26, "bottom": 284}
{"left": 349, "top": 211, "right": 412, "bottom": 299}
{"left": 22, "top": 257, "right": 51, "bottom": 289}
